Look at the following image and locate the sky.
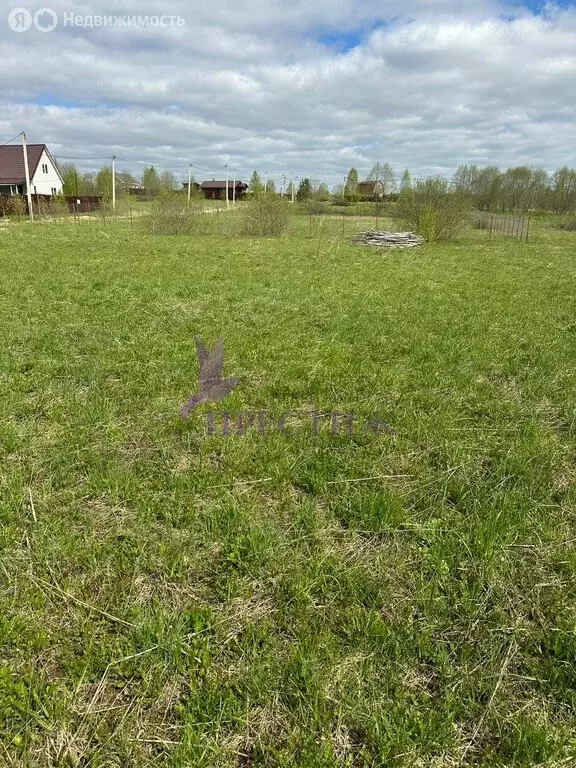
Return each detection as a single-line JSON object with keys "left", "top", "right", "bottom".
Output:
{"left": 1, "top": 0, "right": 575, "bottom": 188}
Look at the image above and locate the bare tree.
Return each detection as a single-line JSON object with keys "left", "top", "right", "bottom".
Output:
{"left": 552, "top": 167, "right": 576, "bottom": 213}
{"left": 367, "top": 162, "right": 397, "bottom": 195}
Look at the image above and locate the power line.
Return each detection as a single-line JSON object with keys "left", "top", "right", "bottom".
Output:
{"left": 54, "top": 155, "right": 115, "bottom": 161}
{"left": 114, "top": 155, "right": 189, "bottom": 169}
{"left": 53, "top": 152, "right": 255, "bottom": 180}
{"left": 0, "top": 132, "right": 23, "bottom": 147}
{"left": 53, "top": 152, "right": 347, "bottom": 185}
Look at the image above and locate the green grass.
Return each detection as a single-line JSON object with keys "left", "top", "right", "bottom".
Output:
{"left": 1, "top": 215, "right": 576, "bottom": 766}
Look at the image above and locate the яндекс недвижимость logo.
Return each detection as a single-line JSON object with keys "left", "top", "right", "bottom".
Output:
{"left": 8, "top": 7, "right": 58, "bottom": 32}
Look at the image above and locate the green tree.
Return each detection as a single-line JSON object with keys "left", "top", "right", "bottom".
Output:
{"left": 400, "top": 169, "right": 412, "bottom": 194}
{"left": 344, "top": 168, "right": 359, "bottom": 201}
{"left": 59, "top": 162, "right": 79, "bottom": 196}
{"left": 249, "top": 171, "right": 263, "bottom": 196}
{"left": 96, "top": 166, "right": 113, "bottom": 199}
{"left": 80, "top": 172, "right": 97, "bottom": 195}
{"left": 266, "top": 179, "right": 276, "bottom": 194}
{"left": 142, "top": 166, "right": 161, "bottom": 195}
{"left": 296, "top": 177, "right": 313, "bottom": 201}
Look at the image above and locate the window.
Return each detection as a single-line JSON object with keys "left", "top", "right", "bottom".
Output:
{"left": 51, "top": 187, "right": 57, "bottom": 195}
{"left": 33, "top": 186, "right": 37, "bottom": 194}
{"left": 42, "top": 163, "right": 48, "bottom": 174}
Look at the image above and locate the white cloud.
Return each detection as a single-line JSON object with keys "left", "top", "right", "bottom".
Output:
{"left": 1, "top": 0, "right": 575, "bottom": 185}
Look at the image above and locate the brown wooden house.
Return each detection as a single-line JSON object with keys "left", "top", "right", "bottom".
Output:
{"left": 197, "top": 180, "right": 248, "bottom": 200}
{"left": 356, "top": 180, "right": 385, "bottom": 201}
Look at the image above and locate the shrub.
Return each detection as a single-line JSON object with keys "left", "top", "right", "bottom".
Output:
{"left": 473, "top": 215, "right": 490, "bottom": 230}
{"left": 303, "top": 200, "right": 327, "bottom": 216}
{"left": 240, "top": 195, "right": 291, "bottom": 236}
{"left": 46, "top": 196, "right": 70, "bottom": 218}
{"left": 398, "top": 178, "right": 472, "bottom": 241}
{"left": 148, "top": 196, "right": 201, "bottom": 235}
{"left": 556, "top": 216, "right": 576, "bottom": 231}
{"left": 0, "top": 196, "right": 27, "bottom": 217}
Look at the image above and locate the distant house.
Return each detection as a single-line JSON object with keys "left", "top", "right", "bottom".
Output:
{"left": 0, "top": 144, "right": 63, "bottom": 197}
{"left": 115, "top": 173, "right": 144, "bottom": 195}
{"left": 182, "top": 181, "right": 201, "bottom": 194}
{"left": 357, "top": 180, "right": 385, "bottom": 201}
{"left": 197, "top": 180, "right": 248, "bottom": 200}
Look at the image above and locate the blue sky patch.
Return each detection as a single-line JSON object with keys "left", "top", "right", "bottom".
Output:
{"left": 34, "top": 93, "right": 81, "bottom": 109}
{"left": 316, "top": 19, "right": 389, "bottom": 52}
{"left": 514, "top": 0, "right": 576, "bottom": 11}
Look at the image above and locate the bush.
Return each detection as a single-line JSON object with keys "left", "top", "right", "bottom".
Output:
{"left": 240, "top": 195, "right": 291, "bottom": 236}
{"left": 398, "top": 178, "right": 472, "bottom": 241}
{"left": 0, "top": 195, "right": 27, "bottom": 217}
{"left": 556, "top": 216, "right": 576, "bottom": 231}
{"left": 473, "top": 215, "right": 490, "bottom": 230}
{"left": 331, "top": 199, "right": 353, "bottom": 207}
{"left": 303, "top": 200, "right": 327, "bottom": 216}
{"left": 44, "top": 196, "right": 69, "bottom": 218}
{"left": 147, "top": 196, "right": 201, "bottom": 235}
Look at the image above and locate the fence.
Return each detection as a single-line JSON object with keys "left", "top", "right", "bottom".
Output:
{"left": 475, "top": 211, "right": 531, "bottom": 242}
{"left": 0, "top": 194, "right": 104, "bottom": 217}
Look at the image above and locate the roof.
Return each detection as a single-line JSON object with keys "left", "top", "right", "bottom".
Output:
{"left": 0, "top": 144, "right": 51, "bottom": 185}
{"left": 199, "top": 180, "right": 247, "bottom": 189}
{"left": 357, "top": 180, "right": 384, "bottom": 193}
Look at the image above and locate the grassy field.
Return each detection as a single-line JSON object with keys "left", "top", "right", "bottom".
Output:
{"left": 1, "top": 213, "right": 576, "bottom": 766}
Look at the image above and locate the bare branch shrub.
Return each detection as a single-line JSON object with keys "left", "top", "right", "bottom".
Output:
{"left": 240, "top": 195, "right": 291, "bottom": 236}
{"left": 147, "top": 195, "right": 202, "bottom": 235}
{"left": 0, "top": 195, "right": 27, "bottom": 217}
{"left": 398, "top": 178, "right": 472, "bottom": 241}
{"left": 556, "top": 216, "right": 576, "bottom": 231}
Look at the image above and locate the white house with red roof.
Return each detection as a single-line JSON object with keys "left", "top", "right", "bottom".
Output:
{"left": 0, "top": 143, "right": 63, "bottom": 197}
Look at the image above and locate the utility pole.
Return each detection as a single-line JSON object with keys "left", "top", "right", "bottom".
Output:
{"left": 281, "top": 175, "right": 286, "bottom": 196}
{"left": 232, "top": 169, "right": 236, "bottom": 205}
{"left": 264, "top": 171, "right": 267, "bottom": 194}
{"left": 22, "top": 132, "right": 34, "bottom": 222}
{"left": 291, "top": 174, "right": 296, "bottom": 204}
{"left": 342, "top": 175, "right": 346, "bottom": 200}
{"left": 112, "top": 155, "right": 116, "bottom": 211}
{"left": 187, "top": 164, "right": 192, "bottom": 208}
{"left": 225, "top": 164, "right": 229, "bottom": 209}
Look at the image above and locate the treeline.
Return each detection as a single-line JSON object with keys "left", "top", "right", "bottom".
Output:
{"left": 59, "top": 160, "right": 576, "bottom": 214}
{"left": 338, "top": 163, "right": 576, "bottom": 213}
{"left": 452, "top": 165, "right": 576, "bottom": 213}
{"left": 57, "top": 162, "right": 180, "bottom": 197}
{"left": 292, "top": 163, "right": 576, "bottom": 213}
{"left": 248, "top": 171, "right": 332, "bottom": 201}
